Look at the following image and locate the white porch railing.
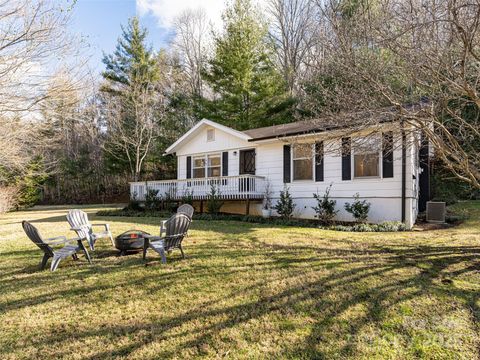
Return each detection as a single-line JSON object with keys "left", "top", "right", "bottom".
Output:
{"left": 130, "top": 175, "right": 266, "bottom": 201}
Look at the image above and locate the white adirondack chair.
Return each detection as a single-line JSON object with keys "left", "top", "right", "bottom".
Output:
{"left": 143, "top": 213, "right": 191, "bottom": 264}
{"left": 67, "top": 209, "right": 114, "bottom": 251}
{"left": 22, "top": 221, "right": 91, "bottom": 272}
{"left": 177, "top": 204, "right": 194, "bottom": 219}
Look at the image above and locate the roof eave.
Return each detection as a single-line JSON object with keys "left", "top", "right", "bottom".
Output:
{"left": 165, "top": 119, "right": 252, "bottom": 155}
{"left": 247, "top": 119, "right": 399, "bottom": 142}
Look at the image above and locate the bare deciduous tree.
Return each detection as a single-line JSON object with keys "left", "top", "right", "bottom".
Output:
{"left": 172, "top": 8, "right": 210, "bottom": 97}
{"left": 267, "top": 0, "right": 318, "bottom": 94}
{"left": 310, "top": 0, "right": 480, "bottom": 188}
{"left": 103, "top": 80, "right": 164, "bottom": 182}
{"left": 0, "top": 0, "right": 86, "bottom": 115}
{"left": 0, "top": 117, "right": 38, "bottom": 177}
{"left": 0, "top": 0, "right": 89, "bottom": 210}
{"left": 39, "top": 73, "right": 132, "bottom": 204}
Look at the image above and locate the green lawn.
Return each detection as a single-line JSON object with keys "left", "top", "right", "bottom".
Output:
{"left": 1, "top": 202, "right": 480, "bottom": 359}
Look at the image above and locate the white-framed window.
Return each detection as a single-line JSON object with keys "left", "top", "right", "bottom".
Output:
{"left": 193, "top": 156, "right": 206, "bottom": 178}
{"left": 207, "top": 128, "right": 215, "bottom": 142}
{"left": 353, "top": 136, "right": 380, "bottom": 178}
{"left": 292, "top": 143, "right": 313, "bottom": 181}
{"left": 207, "top": 154, "right": 221, "bottom": 177}
{"left": 192, "top": 153, "right": 221, "bottom": 178}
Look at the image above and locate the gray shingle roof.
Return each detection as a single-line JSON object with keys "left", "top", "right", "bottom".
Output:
{"left": 243, "top": 112, "right": 387, "bottom": 141}
{"left": 243, "top": 102, "right": 429, "bottom": 141}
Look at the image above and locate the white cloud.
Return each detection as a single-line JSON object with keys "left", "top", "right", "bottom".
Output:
{"left": 136, "top": 0, "right": 227, "bottom": 29}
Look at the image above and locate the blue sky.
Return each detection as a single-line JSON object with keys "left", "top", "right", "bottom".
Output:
{"left": 70, "top": 0, "right": 228, "bottom": 75}
{"left": 70, "top": 0, "right": 171, "bottom": 74}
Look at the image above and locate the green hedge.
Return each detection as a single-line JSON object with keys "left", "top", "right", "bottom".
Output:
{"left": 96, "top": 209, "right": 407, "bottom": 232}
{"left": 96, "top": 209, "right": 169, "bottom": 217}
{"left": 193, "top": 214, "right": 407, "bottom": 232}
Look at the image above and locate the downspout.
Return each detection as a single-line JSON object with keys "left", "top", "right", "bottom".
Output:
{"left": 401, "top": 121, "right": 406, "bottom": 223}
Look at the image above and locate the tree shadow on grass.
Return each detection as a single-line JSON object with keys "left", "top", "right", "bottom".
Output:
{"left": 2, "top": 231, "right": 480, "bottom": 358}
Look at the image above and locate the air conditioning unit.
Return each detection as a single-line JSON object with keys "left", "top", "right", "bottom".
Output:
{"left": 426, "top": 201, "right": 446, "bottom": 223}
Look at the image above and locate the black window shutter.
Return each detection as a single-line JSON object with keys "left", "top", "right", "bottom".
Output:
{"left": 341, "top": 137, "right": 351, "bottom": 180}
{"left": 186, "top": 156, "right": 192, "bottom": 179}
{"left": 222, "top": 151, "right": 228, "bottom": 176}
{"left": 382, "top": 131, "right": 394, "bottom": 178}
{"left": 315, "top": 141, "right": 324, "bottom": 182}
{"left": 283, "top": 145, "right": 291, "bottom": 183}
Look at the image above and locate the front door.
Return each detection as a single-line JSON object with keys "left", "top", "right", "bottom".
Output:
{"left": 239, "top": 149, "right": 255, "bottom": 192}
{"left": 240, "top": 149, "right": 256, "bottom": 175}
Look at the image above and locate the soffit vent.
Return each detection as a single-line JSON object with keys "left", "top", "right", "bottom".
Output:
{"left": 207, "top": 128, "right": 215, "bottom": 142}
{"left": 426, "top": 201, "right": 446, "bottom": 223}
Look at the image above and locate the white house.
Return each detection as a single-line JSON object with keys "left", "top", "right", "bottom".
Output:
{"left": 130, "top": 114, "right": 431, "bottom": 228}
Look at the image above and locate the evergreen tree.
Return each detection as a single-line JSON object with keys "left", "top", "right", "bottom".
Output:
{"left": 102, "top": 17, "right": 159, "bottom": 91}
{"left": 274, "top": 186, "right": 295, "bottom": 219}
{"left": 101, "top": 17, "right": 161, "bottom": 181}
{"left": 203, "top": 0, "right": 290, "bottom": 130}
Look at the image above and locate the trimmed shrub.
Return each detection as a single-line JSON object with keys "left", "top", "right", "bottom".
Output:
{"left": 312, "top": 184, "right": 338, "bottom": 224}
{"left": 96, "top": 210, "right": 408, "bottom": 233}
{"left": 144, "top": 189, "right": 162, "bottom": 211}
{"left": 181, "top": 189, "right": 194, "bottom": 205}
{"left": 344, "top": 193, "right": 371, "bottom": 223}
{"left": 207, "top": 184, "right": 224, "bottom": 214}
{"left": 330, "top": 225, "right": 352, "bottom": 232}
{"left": 351, "top": 223, "right": 375, "bottom": 232}
{"left": 274, "top": 186, "right": 295, "bottom": 219}
{"left": 376, "top": 221, "right": 407, "bottom": 232}
{"left": 163, "top": 191, "right": 176, "bottom": 212}
{"left": 124, "top": 192, "right": 143, "bottom": 211}
{"left": 97, "top": 209, "right": 169, "bottom": 217}
{"left": 262, "top": 180, "right": 273, "bottom": 210}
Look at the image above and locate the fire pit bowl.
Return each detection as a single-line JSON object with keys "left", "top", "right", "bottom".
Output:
{"left": 115, "top": 230, "right": 150, "bottom": 255}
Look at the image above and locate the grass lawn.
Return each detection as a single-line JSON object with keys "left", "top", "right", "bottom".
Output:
{"left": 1, "top": 202, "right": 480, "bottom": 359}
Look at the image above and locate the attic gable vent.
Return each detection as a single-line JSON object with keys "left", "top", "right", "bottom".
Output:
{"left": 207, "top": 128, "right": 215, "bottom": 142}
{"left": 426, "top": 201, "right": 446, "bottom": 223}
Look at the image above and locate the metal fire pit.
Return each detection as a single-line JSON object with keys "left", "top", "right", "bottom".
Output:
{"left": 115, "top": 230, "right": 150, "bottom": 256}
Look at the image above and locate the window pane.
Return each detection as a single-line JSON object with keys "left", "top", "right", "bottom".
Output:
{"left": 293, "top": 159, "right": 313, "bottom": 180}
{"left": 354, "top": 153, "right": 379, "bottom": 177}
{"left": 194, "top": 157, "right": 205, "bottom": 168}
{"left": 208, "top": 167, "right": 221, "bottom": 177}
{"left": 193, "top": 168, "right": 205, "bottom": 178}
{"left": 293, "top": 144, "right": 312, "bottom": 158}
{"left": 208, "top": 156, "right": 220, "bottom": 166}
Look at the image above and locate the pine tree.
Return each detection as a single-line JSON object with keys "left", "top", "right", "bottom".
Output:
{"left": 203, "top": 0, "right": 290, "bottom": 130}
{"left": 102, "top": 16, "right": 159, "bottom": 92}
{"left": 101, "top": 17, "right": 161, "bottom": 181}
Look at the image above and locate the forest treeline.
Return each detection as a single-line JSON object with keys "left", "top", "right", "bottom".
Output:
{"left": 1, "top": 0, "right": 480, "bottom": 211}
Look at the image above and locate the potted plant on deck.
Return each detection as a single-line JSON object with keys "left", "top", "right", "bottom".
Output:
{"left": 261, "top": 180, "right": 273, "bottom": 218}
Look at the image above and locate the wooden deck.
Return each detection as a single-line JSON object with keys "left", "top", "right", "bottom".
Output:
{"left": 130, "top": 175, "right": 266, "bottom": 201}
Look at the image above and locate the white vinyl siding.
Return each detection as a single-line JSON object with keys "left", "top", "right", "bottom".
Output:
{"left": 174, "top": 124, "right": 418, "bottom": 227}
